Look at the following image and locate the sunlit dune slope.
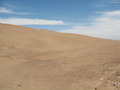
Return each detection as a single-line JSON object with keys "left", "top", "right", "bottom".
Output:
{"left": 0, "top": 23, "right": 120, "bottom": 90}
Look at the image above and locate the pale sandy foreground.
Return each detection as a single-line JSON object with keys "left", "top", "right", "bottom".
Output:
{"left": 0, "top": 23, "right": 120, "bottom": 90}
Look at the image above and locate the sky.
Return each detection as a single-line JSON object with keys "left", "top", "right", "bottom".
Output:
{"left": 0, "top": 0, "right": 120, "bottom": 40}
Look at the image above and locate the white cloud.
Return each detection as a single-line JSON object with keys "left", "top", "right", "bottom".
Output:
{"left": 0, "top": 7, "right": 30, "bottom": 15}
{"left": 0, "top": 17, "right": 64, "bottom": 25}
{"left": 59, "top": 10, "right": 120, "bottom": 40}
{"left": 0, "top": 7, "right": 13, "bottom": 13}
{"left": 93, "top": 0, "right": 120, "bottom": 8}
{"left": 104, "top": 10, "right": 120, "bottom": 16}
{"left": 111, "top": 0, "right": 120, "bottom": 3}
{"left": 5, "top": 4, "right": 16, "bottom": 8}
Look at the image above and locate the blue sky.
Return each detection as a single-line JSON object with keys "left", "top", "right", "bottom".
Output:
{"left": 0, "top": 0, "right": 120, "bottom": 40}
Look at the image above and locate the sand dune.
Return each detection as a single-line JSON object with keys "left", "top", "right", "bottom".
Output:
{"left": 0, "top": 23, "right": 120, "bottom": 90}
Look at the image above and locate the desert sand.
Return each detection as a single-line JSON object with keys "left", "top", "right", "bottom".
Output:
{"left": 0, "top": 23, "right": 120, "bottom": 90}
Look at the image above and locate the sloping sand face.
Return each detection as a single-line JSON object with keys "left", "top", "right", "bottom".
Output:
{"left": 0, "top": 23, "right": 120, "bottom": 90}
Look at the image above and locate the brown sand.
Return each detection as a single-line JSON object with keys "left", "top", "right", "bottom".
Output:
{"left": 0, "top": 23, "right": 120, "bottom": 90}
